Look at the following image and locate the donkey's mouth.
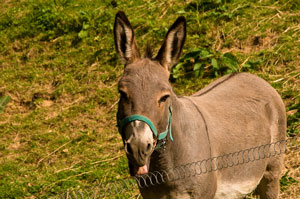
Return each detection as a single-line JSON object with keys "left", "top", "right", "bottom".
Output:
{"left": 129, "top": 140, "right": 156, "bottom": 176}
{"left": 129, "top": 162, "right": 150, "bottom": 176}
{"left": 134, "top": 165, "right": 148, "bottom": 175}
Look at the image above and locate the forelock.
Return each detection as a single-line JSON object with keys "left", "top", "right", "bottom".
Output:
{"left": 144, "top": 44, "right": 153, "bottom": 59}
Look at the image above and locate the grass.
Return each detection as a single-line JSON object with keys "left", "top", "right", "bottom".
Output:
{"left": 0, "top": 0, "right": 299, "bottom": 198}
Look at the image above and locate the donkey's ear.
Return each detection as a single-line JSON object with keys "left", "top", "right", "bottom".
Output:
{"left": 155, "top": 16, "right": 186, "bottom": 71}
{"left": 114, "top": 11, "right": 140, "bottom": 66}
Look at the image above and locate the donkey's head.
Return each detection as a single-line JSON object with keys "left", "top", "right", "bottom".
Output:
{"left": 114, "top": 11, "right": 186, "bottom": 176}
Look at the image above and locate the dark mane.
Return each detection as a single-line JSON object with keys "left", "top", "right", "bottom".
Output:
{"left": 144, "top": 44, "right": 153, "bottom": 59}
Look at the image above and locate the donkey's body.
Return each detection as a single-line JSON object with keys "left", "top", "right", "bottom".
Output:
{"left": 142, "top": 72, "right": 285, "bottom": 199}
{"left": 114, "top": 11, "right": 286, "bottom": 199}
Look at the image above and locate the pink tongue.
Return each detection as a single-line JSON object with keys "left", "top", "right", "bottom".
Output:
{"left": 136, "top": 165, "right": 148, "bottom": 175}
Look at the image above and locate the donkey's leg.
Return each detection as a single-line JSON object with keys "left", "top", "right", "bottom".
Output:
{"left": 256, "top": 99, "right": 286, "bottom": 199}
{"left": 256, "top": 157, "right": 284, "bottom": 199}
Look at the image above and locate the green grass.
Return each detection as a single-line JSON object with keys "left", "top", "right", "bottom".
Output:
{"left": 0, "top": 0, "right": 299, "bottom": 198}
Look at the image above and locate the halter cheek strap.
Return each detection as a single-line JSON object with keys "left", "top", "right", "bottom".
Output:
{"left": 117, "top": 106, "right": 173, "bottom": 148}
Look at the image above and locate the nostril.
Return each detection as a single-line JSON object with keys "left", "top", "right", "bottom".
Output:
{"left": 146, "top": 143, "right": 151, "bottom": 152}
{"left": 141, "top": 143, "right": 152, "bottom": 156}
{"left": 126, "top": 143, "right": 133, "bottom": 155}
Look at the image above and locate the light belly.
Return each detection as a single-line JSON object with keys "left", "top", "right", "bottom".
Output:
{"left": 214, "top": 180, "right": 260, "bottom": 199}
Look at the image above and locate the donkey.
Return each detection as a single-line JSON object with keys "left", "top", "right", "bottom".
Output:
{"left": 114, "top": 11, "right": 286, "bottom": 199}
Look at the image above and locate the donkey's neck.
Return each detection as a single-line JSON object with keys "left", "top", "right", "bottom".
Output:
{"left": 150, "top": 95, "right": 212, "bottom": 171}
{"left": 149, "top": 95, "right": 180, "bottom": 171}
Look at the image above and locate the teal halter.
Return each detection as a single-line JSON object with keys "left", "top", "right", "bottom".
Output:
{"left": 117, "top": 107, "right": 173, "bottom": 148}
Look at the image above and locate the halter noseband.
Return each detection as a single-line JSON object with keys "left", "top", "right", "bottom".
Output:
{"left": 117, "top": 106, "right": 173, "bottom": 150}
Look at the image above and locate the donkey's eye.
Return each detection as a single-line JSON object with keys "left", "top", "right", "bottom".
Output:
{"left": 159, "top": 95, "right": 170, "bottom": 104}
{"left": 119, "top": 90, "right": 128, "bottom": 100}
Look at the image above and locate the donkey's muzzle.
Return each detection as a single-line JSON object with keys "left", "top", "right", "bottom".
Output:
{"left": 122, "top": 120, "right": 154, "bottom": 168}
{"left": 125, "top": 139, "right": 152, "bottom": 166}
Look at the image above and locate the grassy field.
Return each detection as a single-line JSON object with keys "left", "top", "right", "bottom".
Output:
{"left": 0, "top": 0, "right": 299, "bottom": 198}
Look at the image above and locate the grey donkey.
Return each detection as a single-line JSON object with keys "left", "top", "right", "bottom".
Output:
{"left": 114, "top": 11, "right": 286, "bottom": 199}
